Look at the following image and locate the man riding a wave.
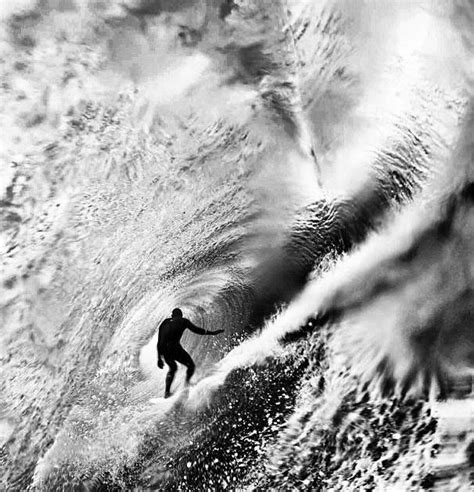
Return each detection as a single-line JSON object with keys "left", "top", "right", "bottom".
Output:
{"left": 157, "top": 308, "right": 224, "bottom": 398}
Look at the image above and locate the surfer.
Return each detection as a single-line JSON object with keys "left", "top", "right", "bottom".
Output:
{"left": 157, "top": 308, "right": 224, "bottom": 398}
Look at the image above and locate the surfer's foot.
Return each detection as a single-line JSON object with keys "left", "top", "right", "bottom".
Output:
{"left": 164, "top": 391, "right": 171, "bottom": 399}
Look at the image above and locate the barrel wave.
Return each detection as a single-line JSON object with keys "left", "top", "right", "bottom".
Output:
{"left": 1, "top": 1, "right": 473, "bottom": 490}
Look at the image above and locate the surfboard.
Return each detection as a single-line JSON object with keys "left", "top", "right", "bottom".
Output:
{"left": 149, "top": 397, "right": 166, "bottom": 404}
{"left": 149, "top": 383, "right": 194, "bottom": 404}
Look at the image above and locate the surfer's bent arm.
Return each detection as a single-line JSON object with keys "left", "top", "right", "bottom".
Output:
{"left": 186, "top": 320, "right": 224, "bottom": 336}
{"left": 157, "top": 321, "right": 165, "bottom": 361}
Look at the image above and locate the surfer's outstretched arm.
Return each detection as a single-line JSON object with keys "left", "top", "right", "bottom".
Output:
{"left": 186, "top": 320, "right": 224, "bottom": 336}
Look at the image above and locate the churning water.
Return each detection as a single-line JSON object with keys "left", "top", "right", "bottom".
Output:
{"left": 1, "top": 1, "right": 473, "bottom": 490}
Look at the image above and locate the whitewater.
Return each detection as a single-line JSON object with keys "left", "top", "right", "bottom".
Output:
{"left": 0, "top": 1, "right": 473, "bottom": 490}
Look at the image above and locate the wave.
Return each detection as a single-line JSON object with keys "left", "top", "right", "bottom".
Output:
{"left": 1, "top": 0, "right": 473, "bottom": 490}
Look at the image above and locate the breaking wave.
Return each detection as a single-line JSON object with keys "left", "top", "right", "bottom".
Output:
{"left": 1, "top": 0, "right": 473, "bottom": 490}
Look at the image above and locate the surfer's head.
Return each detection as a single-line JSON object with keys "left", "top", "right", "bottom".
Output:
{"left": 171, "top": 308, "right": 183, "bottom": 318}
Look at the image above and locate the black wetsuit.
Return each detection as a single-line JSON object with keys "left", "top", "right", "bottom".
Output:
{"left": 157, "top": 317, "right": 222, "bottom": 397}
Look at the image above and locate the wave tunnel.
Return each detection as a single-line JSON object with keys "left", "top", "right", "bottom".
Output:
{"left": 1, "top": 1, "right": 473, "bottom": 490}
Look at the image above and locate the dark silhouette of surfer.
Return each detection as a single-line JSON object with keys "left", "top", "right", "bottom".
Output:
{"left": 157, "top": 308, "right": 224, "bottom": 398}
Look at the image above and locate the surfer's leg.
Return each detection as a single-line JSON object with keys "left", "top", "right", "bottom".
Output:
{"left": 175, "top": 347, "right": 195, "bottom": 384}
{"left": 164, "top": 357, "right": 177, "bottom": 398}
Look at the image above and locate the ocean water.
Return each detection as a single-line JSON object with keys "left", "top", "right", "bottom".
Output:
{"left": 1, "top": 1, "right": 473, "bottom": 490}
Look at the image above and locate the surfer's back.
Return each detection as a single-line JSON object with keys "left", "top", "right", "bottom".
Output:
{"left": 158, "top": 317, "right": 188, "bottom": 348}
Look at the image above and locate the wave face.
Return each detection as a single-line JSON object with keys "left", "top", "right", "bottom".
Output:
{"left": 1, "top": 1, "right": 473, "bottom": 490}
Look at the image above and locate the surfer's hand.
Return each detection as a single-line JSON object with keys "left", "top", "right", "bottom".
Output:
{"left": 214, "top": 329, "right": 224, "bottom": 335}
{"left": 157, "top": 359, "right": 164, "bottom": 369}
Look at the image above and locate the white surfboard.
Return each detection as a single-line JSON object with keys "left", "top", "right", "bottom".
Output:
{"left": 149, "top": 392, "right": 179, "bottom": 405}
{"left": 149, "top": 397, "right": 167, "bottom": 404}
